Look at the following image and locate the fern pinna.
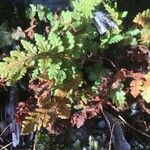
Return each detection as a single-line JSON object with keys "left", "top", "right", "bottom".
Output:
{"left": 133, "top": 9, "right": 150, "bottom": 47}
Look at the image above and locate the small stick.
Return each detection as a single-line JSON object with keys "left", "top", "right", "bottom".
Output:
{"left": 0, "top": 124, "right": 10, "bottom": 137}
{"left": 1, "top": 142, "right": 13, "bottom": 150}
{"left": 0, "top": 144, "right": 7, "bottom": 150}
{"left": 101, "top": 56, "right": 118, "bottom": 71}
{"left": 24, "top": 25, "right": 36, "bottom": 33}
{"left": 118, "top": 115, "right": 150, "bottom": 138}
{"left": 108, "top": 124, "right": 115, "bottom": 150}
{"left": 33, "top": 132, "right": 38, "bottom": 150}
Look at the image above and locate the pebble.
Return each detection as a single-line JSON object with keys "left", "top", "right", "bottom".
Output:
{"left": 98, "top": 120, "right": 107, "bottom": 129}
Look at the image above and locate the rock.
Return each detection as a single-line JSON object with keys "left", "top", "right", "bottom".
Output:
{"left": 98, "top": 120, "right": 107, "bottom": 129}
{"left": 113, "top": 124, "right": 131, "bottom": 150}
{"left": 94, "top": 11, "right": 117, "bottom": 35}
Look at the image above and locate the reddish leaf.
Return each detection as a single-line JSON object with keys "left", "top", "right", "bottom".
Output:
{"left": 132, "top": 73, "right": 144, "bottom": 79}
{"left": 71, "top": 112, "right": 87, "bottom": 128}
{"left": 130, "top": 79, "right": 143, "bottom": 98}
{"left": 130, "top": 72, "right": 144, "bottom": 98}
{"left": 71, "top": 99, "right": 102, "bottom": 128}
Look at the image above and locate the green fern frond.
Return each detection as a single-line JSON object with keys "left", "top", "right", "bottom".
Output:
{"left": 108, "top": 34, "right": 124, "bottom": 44}
{"left": 0, "top": 0, "right": 105, "bottom": 87}
{"left": 21, "top": 40, "right": 37, "bottom": 55}
{"left": 103, "top": 2, "right": 127, "bottom": 26}
{"left": 27, "top": 4, "right": 49, "bottom": 21}
{"left": 72, "top": 0, "right": 102, "bottom": 18}
{"left": 48, "top": 32, "right": 64, "bottom": 52}
{"left": 99, "top": 1, "right": 128, "bottom": 48}
{"left": 66, "top": 31, "right": 75, "bottom": 49}
{"left": 110, "top": 84, "right": 126, "bottom": 109}
{"left": 0, "top": 50, "right": 33, "bottom": 85}
{"left": 34, "top": 33, "right": 50, "bottom": 53}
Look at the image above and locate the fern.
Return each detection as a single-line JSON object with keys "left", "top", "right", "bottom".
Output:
{"left": 130, "top": 72, "right": 150, "bottom": 103}
{"left": 108, "top": 34, "right": 124, "bottom": 44}
{"left": 21, "top": 78, "right": 70, "bottom": 134}
{"left": 72, "top": 0, "right": 101, "bottom": 19}
{"left": 0, "top": 50, "right": 33, "bottom": 85}
{"left": 22, "top": 98, "right": 70, "bottom": 134}
{"left": 27, "top": 4, "right": 50, "bottom": 21}
{"left": 110, "top": 83, "right": 126, "bottom": 109}
{"left": 99, "top": 1, "right": 129, "bottom": 48}
{"left": 103, "top": 2, "right": 127, "bottom": 26}
{"left": 0, "top": 0, "right": 132, "bottom": 134}
{"left": 0, "top": 0, "right": 104, "bottom": 88}
{"left": 140, "top": 29, "right": 150, "bottom": 46}
{"left": 34, "top": 33, "right": 50, "bottom": 53}
{"left": 22, "top": 107, "right": 52, "bottom": 134}
{"left": 0, "top": 2, "right": 105, "bottom": 134}
{"left": 122, "top": 28, "right": 140, "bottom": 46}
{"left": 133, "top": 9, "right": 150, "bottom": 27}
{"left": 99, "top": 1, "right": 139, "bottom": 47}
{"left": 133, "top": 9, "right": 150, "bottom": 47}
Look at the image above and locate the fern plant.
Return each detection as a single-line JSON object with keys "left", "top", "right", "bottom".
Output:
{"left": 110, "top": 83, "right": 126, "bottom": 109}
{"left": 0, "top": 0, "right": 135, "bottom": 134}
{"left": 0, "top": 0, "right": 104, "bottom": 87}
{"left": 133, "top": 9, "right": 150, "bottom": 47}
{"left": 130, "top": 72, "right": 150, "bottom": 103}
{"left": 1, "top": 0, "right": 110, "bottom": 134}
{"left": 98, "top": 0, "right": 140, "bottom": 49}
{"left": 98, "top": 0, "right": 126, "bottom": 48}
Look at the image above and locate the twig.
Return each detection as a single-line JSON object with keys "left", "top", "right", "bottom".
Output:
{"left": 0, "top": 142, "right": 12, "bottom": 150}
{"left": 0, "top": 124, "right": 10, "bottom": 137}
{"left": 33, "top": 132, "right": 38, "bottom": 150}
{"left": 118, "top": 115, "right": 150, "bottom": 138}
{"left": 24, "top": 25, "right": 36, "bottom": 33}
{"left": 101, "top": 56, "right": 118, "bottom": 71}
{"left": 141, "top": 103, "right": 150, "bottom": 115}
{"left": 108, "top": 124, "right": 115, "bottom": 150}
{"left": 0, "top": 144, "right": 7, "bottom": 150}
{"left": 0, "top": 137, "right": 3, "bottom": 142}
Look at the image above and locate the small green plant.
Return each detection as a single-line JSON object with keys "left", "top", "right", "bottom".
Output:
{"left": 110, "top": 83, "right": 126, "bottom": 109}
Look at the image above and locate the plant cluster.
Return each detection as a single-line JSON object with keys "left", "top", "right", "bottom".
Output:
{"left": 0, "top": 0, "right": 150, "bottom": 139}
{"left": 1, "top": 0, "right": 105, "bottom": 134}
